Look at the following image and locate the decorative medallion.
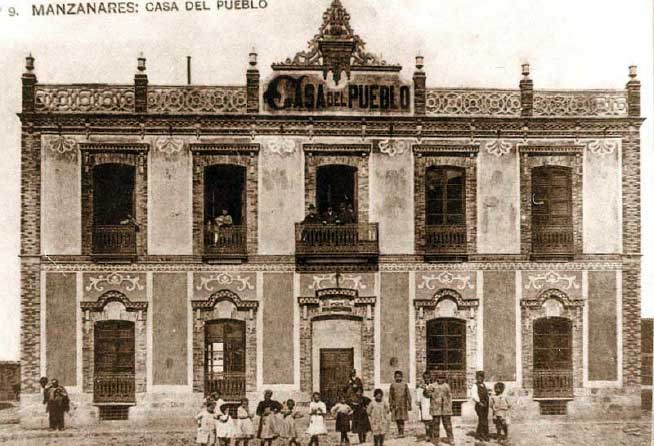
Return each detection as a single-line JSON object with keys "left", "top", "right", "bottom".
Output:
{"left": 486, "top": 139, "right": 512, "bottom": 157}
{"left": 378, "top": 139, "right": 408, "bottom": 157}
{"left": 417, "top": 272, "right": 474, "bottom": 291}
{"left": 85, "top": 272, "right": 144, "bottom": 293}
{"left": 47, "top": 136, "right": 77, "bottom": 159}
{"left": 155, "top": 136, "right": 184, "bottom": 158}
{"left": 586, "top": 139, "right": 618, "bottom": 157}
{"left": 268, "top": 138, "right": 296, "bottom": 156}
{"left": 196, "top": 273, "right": 254, "bottom": 292}
{"left": 308, "top": 273, "right": 367, "bottom": 291}
{"left": 525, "top": 271, "right": 580, "bottom": 291}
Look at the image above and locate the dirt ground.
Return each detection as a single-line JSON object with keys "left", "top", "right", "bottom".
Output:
{"left": 0, "top": 408, "right": 650, "bottom": 446}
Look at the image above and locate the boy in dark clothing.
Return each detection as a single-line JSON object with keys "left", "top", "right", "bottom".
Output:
{"left": 471, "top": 371, "right": 489, "bottom": 441}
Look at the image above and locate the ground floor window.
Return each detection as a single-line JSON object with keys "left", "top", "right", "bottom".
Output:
{"left": 533, "top": 317, "right": 573, "bottom": 398}
{"left": 204, "top": 319, "right": 246, "bottom": 402}
{"left": 427, "top": 318, "right": 467, "bottom": 399}
{"left": 93, "top": 320, "right": 135, "bottom": 404}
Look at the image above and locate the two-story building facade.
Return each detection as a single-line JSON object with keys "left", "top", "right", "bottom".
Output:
{"left": 18, "top": 0, "right": 643, "bottom": 424}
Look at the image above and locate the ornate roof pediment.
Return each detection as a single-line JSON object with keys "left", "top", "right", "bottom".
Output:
{"left": 273, "top": 0, "right": 401, "bottom": 84}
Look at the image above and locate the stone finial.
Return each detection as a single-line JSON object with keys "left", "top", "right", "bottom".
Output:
{"left": 249, "top": 47, "right": 258, "bottom": 68}
{"left": 25, "top": 53, "right": 35, "bottom": 73}
{"left": 521, "top": 63, "right": 530, "bottom": 80}
{"left": 137, "top": 52, "right": 146, "bottom": 72}
{"left": 627, "top": 65, "right": 640, "bottom": 117}
{"left": 629, "top": 65, "right": 637, "bottom": 80}
{"left": 415, "top": 54, "right": 424, "bottom": 72}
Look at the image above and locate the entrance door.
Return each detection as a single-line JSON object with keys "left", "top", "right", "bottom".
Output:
{"left": 205, "top": 320, "right": 246, "bottom": 402}
{"left": 94, "top": 320, "right": 135, "bottom": 403}
{"left": 426, "top": 318, "right": 467, "bottom": 399}
{"left": 320, "top": 348, "right": 354, "bottom": 410}
{"left": 533, "top": 317, "right": 573, "bottom": 398}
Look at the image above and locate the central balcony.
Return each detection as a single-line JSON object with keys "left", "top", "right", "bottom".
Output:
{"left": 425, "top": 225, "right": 467, "bottom": 261}
{"left": 92, "top": 225, "right": 137, "bottom": 262}
{"left": 532, "top": 225, "right": 574, "bottom": 260}
{"left": 203, "top": 225, "right": 248, "bottom": 263}
{"left": 295, "top": 223, "right": 379, "bottom": 267}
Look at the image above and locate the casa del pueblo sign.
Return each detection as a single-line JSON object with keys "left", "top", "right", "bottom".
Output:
{"left": 262, "top": 0, "right": 412, "bottom": 114}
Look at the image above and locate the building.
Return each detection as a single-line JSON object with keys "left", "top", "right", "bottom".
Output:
{"left": 18, "top": 0, "right": 643, "bottom": 424}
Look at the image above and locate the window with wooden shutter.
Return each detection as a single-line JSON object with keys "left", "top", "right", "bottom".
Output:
{"left": 531, "top": 166, "right": 574, "bottom": 257}
{"left": 425, "top": 166, "right": 467, "bottom": 256}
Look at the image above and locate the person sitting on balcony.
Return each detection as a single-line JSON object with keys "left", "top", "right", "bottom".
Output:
{"left": 216, "top": 209, "right": 234, "bottom": 227}
{"left": 322, "top": 207, "right": 339, "bottom": 225}
{"left": 120, "top": 213, "right": 140, "bottom": 232}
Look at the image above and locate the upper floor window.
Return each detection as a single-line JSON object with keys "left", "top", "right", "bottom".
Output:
{"left": 203, "top": 164, "right": 247, "bottom": 259}
{"left": 426, "top": 166, "right": 465, "bottom": 226}
{"left": 531, "top": 166, "right": 573, "bottom": 257}
{"left": 316, "top": 164, "right": 357, "bottom": 223}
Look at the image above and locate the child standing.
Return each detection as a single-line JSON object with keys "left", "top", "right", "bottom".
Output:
{"left": 235, "top": 398, "right": 254, "bottom": 446}
{"left": 388, "top": 370, "right": 412, "bottom": 438}
{"left": 216, "top": 403, "right": 237, "bottom": 446}
{"left": 306, "top": 392, "right": 328, "bottom": 446}
{"left": 471, "top": 370, "right": 490, "bottom": 442}
{"left": 367, "top": 389, "right": 390, "bottom": 446}
{"left": 331, "top": 395, "right": 353, "bottom": 445}
{"left": 350, "top": 388, "right": 371, "bottom": 444}
{"left": 195, "top": 401, "right": 217, "bottom": 446}
{"left": 490, "top": 382, "right": 511, "bottom": 444}
{"left": 279, "top": 399, "right": 303, "bottom": 446}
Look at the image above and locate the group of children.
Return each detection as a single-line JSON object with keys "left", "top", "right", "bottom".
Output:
{"left": 196, "top": 369, "right": 512, "bottom": 446}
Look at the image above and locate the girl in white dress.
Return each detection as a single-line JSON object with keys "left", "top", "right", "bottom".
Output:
{"left": 235, "top": 398, "right": 254, "bottom": 446}
{"left": 215, "top": 401, "right": 236, "bottom": 446}
{"left": 195, "top": 401, "right": 217, "bottom": 446}
{"left": 306, "top": 392, "right": 328, "bottom": 446}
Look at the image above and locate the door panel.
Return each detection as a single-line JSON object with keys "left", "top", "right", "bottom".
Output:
{"left": 204, "top": 319, "right": 246, "bottom": 401}
{"left": 320, "top": 348, "right": 354, "bottom": 410}
{"left": 94, "top": 320, "right": 135, "bottom": 403}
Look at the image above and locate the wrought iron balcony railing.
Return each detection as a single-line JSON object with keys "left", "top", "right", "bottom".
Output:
{"left": 94, "top": 373, "right": 136, "bottom": 403}
{"left": 533, "top": 369, "right": 574, "bottom": 399}
{"left": 425, "top": 225, "right": 467, "bottom": 257}
{"left": 92, "top": 225, "right": 137, "bottom": 260}
{"left": 295, "top": 223, "right": 379, "bottom": 262}
{"left": 203, "top": 225, "right": 248, "bottom": 261}
{"left": 532, "top": 225, "right": 574, "bottom": 258}
{"left": 205, "top": 372, "right": 246, "bottom": 402}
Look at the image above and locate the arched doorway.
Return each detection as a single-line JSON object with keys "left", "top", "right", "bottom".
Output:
{"left": 426, "top": 318, "right": 467, "bottom": 399}
{"left": 533, "top": 317, "right": 573, "bottom": 398}
{"left": 204, "top": 319, "right": 246, "bottom": 402}
{"left": 93, "top": 320, "right": 136, "bottom": 404}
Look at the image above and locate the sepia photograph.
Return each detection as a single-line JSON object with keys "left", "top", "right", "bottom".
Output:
{"left": 0, "top": 0, "right": 652, "bottom": 444}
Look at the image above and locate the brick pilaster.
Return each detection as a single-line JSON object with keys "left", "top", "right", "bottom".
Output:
{"left": 134, "top": 74, "right": 148, "bottom": 113}
{"left": 627, "top": 66, "right": 640, "bottom": 117}
{"left": 519, "top": 64, "right": 533, "bottom": 117}
{"left": 246, "top": 68, "right": 259, "bottom": 114}
{"left": 413, "top": 71, "right": 426, "bottom": 116}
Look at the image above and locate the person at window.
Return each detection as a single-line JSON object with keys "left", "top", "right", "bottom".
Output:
{"left": 214, "top": 209, "right": 234, "bottom": 245}
{"left": 322, "top": 207, "right": 339, "bottom": 225}
{"left": 388, "top": 370, "right": 411, "bottom": 438}
{"left": 471, "top": 370, "right": 490, "bottom": 442}
{"left": 301, "top": 204, "right": 321, "bottom": 244}
{"left": 206, "top": 219, "right": 218, "bottom": 246}
{"left": 120, "top": 213, "right": 140, "bottom": 232}
{"left": 345, "top": 203, "right": 356, "bottom": 224}
{"left": 256, "top": 390, "right": 282, "bottom": 446}
{"left": 425, "top": 371, "right": 454, "bottom": 445}
{"left": 46, "top": 379, "right": 69, "bottom": 431}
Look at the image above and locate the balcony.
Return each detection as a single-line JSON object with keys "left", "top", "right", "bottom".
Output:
{"left": 295, "top": 223, "right": 379, "bottom": 267}
{"left": 532, "top": 225, "right": 574, "bottom": 260}
{"left": 94, "top": 373, "right": 135, "bottom": 404}
{"left": 533, "top": 369, "right": 574, "bottom": 399}
{"left": 425, "top": 225, "right": 467, "bottom": 261}
{"left": 92, "top": 225, "right": 137, "bottom": 262}
{"left": 203, "top": 225, "right": 248, "bottom": 262}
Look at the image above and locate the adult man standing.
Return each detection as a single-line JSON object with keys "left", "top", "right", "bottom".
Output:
{"left": 416, "top": 371, "right": 433, "bottom": 440}
{"left": 425, "top": 371, "right": 454, "bottom": 444}
{"left": 46, "top": 379, "right": 69, "bottom": 431}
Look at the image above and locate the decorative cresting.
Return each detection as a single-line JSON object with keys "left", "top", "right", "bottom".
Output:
{"left": 80, "top": 290, "right": 148, "bottom": 395}
{"left": 425, "top": 89, "right": 521, "bottom": 117}
{"left": 35, "top": 84, "right": 135, "bottom": 112}
{"left": 273, "top": 0, "right": 400, "bottom": 84}
{"left": 191, "top": 289, "right": 258, "bottom": 393}
{"left": 147, "top": 86, "right": 247, "bottom": 114}
{"left": 521, "top": 288, "right": 584, "bottom": 310}
{"left": 413, "top": 288, "right": 479, "bottom": 319}
{"left": 533, "top": 90, "right": 628, "bottom": 117}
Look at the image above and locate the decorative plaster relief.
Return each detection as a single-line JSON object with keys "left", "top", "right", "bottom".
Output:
{"left": 195, "top": 273, "right": 255, "bottom": 292}
{"left": 525, "top": 271, "right": 580, "bottom": 291}
{"left": 417, "top": 271, "right": 475, "bottom": 291}
{"left": 85, "top": 272, "right": 145, "bottom": 293}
